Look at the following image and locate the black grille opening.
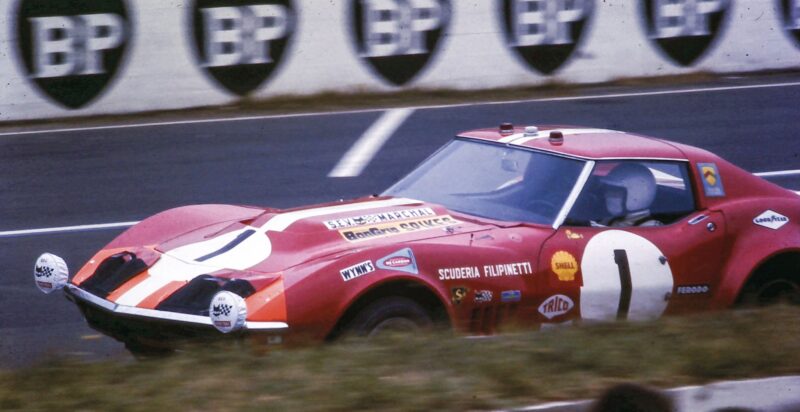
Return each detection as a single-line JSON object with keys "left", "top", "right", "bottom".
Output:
{"left": 80, "top": 252, "right": 148, "bottom": 298}
{"left": 155, "top": 275, "right": 256, "bottom": 316}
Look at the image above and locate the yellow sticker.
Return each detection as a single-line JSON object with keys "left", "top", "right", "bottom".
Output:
{"left": 339, "top": 215, "right": 459, "bottom": 242}
{"left": 565, "top": 230, "right": 583, "bottom": 240}
{"left": 551, "top": 251, "right": 579, "bottom": 281}
{"left": 702, "top": 165, "right": 717, "bottom": 186}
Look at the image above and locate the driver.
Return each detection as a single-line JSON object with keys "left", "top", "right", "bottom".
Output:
{"left": 592, "top": 163, "right": 662, "bottom": 227}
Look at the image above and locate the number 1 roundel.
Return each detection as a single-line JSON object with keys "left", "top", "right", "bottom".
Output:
{"left": 580, "top": 230, "right": 673, "bottom": 321}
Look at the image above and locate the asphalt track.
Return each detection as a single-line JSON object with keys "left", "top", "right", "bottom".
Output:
{"left": 2, "top": 74, "right": 800, "bottom": 369}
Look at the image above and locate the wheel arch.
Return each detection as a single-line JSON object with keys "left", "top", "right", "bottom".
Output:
{"left": 733, "top": 251, "right": 800, "bottom": 305}
{"left": 716, "top": 247, "right": 800, "bottom": 308}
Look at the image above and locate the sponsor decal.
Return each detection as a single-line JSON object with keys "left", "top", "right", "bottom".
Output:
{"left": 538, "top": 294, "right": 574, "bottom": 319}
{"left": 15, "top": 0, "right": 132, "bottom": 109}
{"left": 565, "top": 230, "right": 584, "bottom": 240}
{"left": 212, "top": 303, "right": 233, "bottom": 317}
{"left": 376, "top": 248, "right": 418, "bottom": 274}
{"left": 501, "top": 290, "right": 521, "bottom": 303}
{"left": 340, "top": 260, "right": 376, "bottom": 281}
{"left": 753, "top": 210, "right": 790, "bottom": 230}
{"left": 697, "top": 162, "right": 725, "bottom": 197}
{"left": 781, "top": 0, "right": 800, "bottom": 48}
{"left": 35, "top": 265, "right": 54, "bottom": 278}
{"left": 190, "top": 0, "right": 295, "bottom": 96}
{"left": 350, "top": 0, "right": 451, "bottom": 86}
{"left": 451, "top": 286, "right": 468, "bottom": 305}
{"left": 324, "top": 207, "right": 436, "bottom": 229}
{"left": 642, "top": 0, "right": 730, "bottom": 67}
{"left": 438, "top": 261, "right": 533, "bottom": 280}
{"left": 340, "top": 215, "right": 459, "bottom": 242}
{"left": 501, "top": 0, "right": 594, "bottom": 75}
{"left": 676, "top": 284, "right": 710, "bottom": 295}
{"left": 551, "top": 251, "right": 578, "bottom": 281}
{"left": 474, "top": 290, "right": 493, "bottom": 303}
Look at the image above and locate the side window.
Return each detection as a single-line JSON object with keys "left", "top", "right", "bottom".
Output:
{"left": 565, "top": 161, "right": 696, "bottom": 227}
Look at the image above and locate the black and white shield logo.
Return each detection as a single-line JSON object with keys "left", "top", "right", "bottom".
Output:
{"left": 501, "top": 0, "right": 594, "bottom": 75}
{"left": 643, "top": 0, "right": 730, "bottom": 67}
{"left": 780, "top": 0, "right": 800, "bottom": 48}
{"left": 16, "top": 0, "right": 131, "bottom": 109}
{"left": 191, "top": 0, "right": 295, "bottom": 96}
{"left": 351, "top": 0, "right": 451, "bottom": 86}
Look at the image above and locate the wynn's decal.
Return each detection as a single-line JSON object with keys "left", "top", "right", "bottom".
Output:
{"left": 339, "top": 215, "right": 459, "bottom": 242}
{"left": 324, "top": 207, "right": 435, "bottom": 229}
{"left": 438, "top": 262, "right": 533, "bottom": 280}
{"left": 340, "top": 260, "right": 376, "bottom": 281}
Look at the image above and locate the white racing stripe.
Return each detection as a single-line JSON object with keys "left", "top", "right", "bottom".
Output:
{"left": 329, "top": 108, "right": 415, "bottom": 178}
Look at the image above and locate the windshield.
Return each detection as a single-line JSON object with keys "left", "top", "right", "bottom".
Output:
{"left": 383, "top": 139, "right": 587, "bottom": 225}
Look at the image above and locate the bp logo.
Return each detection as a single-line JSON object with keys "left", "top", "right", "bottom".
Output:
{"left": 15, "top": 0, "right": 131, "bottom": 109}
{"left": 350, "top": 0, "right": 451, "bottom": 86}
{"left": 642, "top": 0, "right": 730, "bottom": 67}
{"left": 501, "top": 0, "right": 594, "bottom": 75}
{"left": 190, "top": 0, "right": 295, "bottom": 96}
{"left": 780, "top": 0, "right": 800, "bottom": 48}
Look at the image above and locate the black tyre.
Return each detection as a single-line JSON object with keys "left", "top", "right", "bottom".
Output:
{"left": 738, "top": 274, "right": 800, "bottom": 307}
{"left": 343, "top": 296, "right": 433, "bottom": 338}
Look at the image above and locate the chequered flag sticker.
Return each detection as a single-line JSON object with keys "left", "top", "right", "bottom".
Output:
{"left": 35, "top": 265, "right": 53, "bottom": 278}
{"left": 212, "top": 303, "right": 232, "bottom": 317}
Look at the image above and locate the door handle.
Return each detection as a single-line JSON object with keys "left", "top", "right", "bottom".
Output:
{"left": 688, "top": 215, "right": 709, "bottom": 225}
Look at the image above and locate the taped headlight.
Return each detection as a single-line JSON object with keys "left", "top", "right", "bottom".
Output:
{"left": 34, "top": 253, "right": 69, "bottom": 294}
{"left": 210, "top": 291, "right": 247, "bottom": 333}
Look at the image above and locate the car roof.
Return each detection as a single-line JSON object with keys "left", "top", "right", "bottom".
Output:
{"left": 458, "top": 125, "right": 689, "bottom": 161}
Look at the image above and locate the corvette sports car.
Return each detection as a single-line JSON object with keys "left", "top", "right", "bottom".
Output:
{"left": 35, "top": 124, "right": 800, "bottom": 354}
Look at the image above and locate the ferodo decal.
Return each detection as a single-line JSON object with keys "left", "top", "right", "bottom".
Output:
{"left": 438, "top": 262, "right": 533, "bottom": 280}
{"left": 538, "top": 294, "right": 574, "bottom": 319}
{"left": 191, "top": 0, "right": 295, "bottom": 96}
{"left": 580, "top": 230, "right": 674, "bottom": 321}
{"left": 377, "top": 247, "right": 418, "bottom": 274}
{"left": 753, "top": 210, "right": 790, "bottom": 230}
{"left": 697, "top": 162, "right": 725, "bottom": 197}
{"left": 781, "top": 0, "right": 800, "bottom": 48}
{"left": 350, "top": 0, "right": 451, "bottom": 86}
{"left": 340, "top": 260, "right": 376, "bottom": 281}
{"left": 676, "top": 284, "right": 710, "bottom": 295}
{"left": 551, "top": 251, "right": 578, "bottom": 281}
{"left": 642, "top": 0, "right": 730, "bottom": 67}
{"left": 324, "top": 207, "right": 435, "bottom": 229}
{"left": 501, "top": 0, "right": 594, "bottom": 75}
{"left": 15, "top": 0, "right": 131, "bottom": 109}
{"left": 339, "top": 215, "right": 458, "bottom": 242}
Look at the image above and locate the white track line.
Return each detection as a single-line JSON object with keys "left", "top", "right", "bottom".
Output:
{"left": 2, "top": 81, "right": 800, "bottom": 137}
{"left": 328, "top": 108, "right": 415, "bottom": 178}
{"left": 2, "top": 168, "right": 799, "bottom": 238}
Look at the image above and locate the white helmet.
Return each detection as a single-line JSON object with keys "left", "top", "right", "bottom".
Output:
{"left": 602, "top": 163, "right": 657, "bottom": 214}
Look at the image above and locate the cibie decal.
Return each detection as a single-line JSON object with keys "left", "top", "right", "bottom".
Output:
{"left": 340, "top": 215, "right": 459, "bottom": 242}
{"left": 642, "top": 0, "right": 730, "bottom": 67}
{"left": 340, "top": 260, "right": 376, "bottom": 281}
{"left": 501, "top": 290, "right": 521, "bottom": 303}
{"left": 324, "top": 207, "right": 435, "bottom": 230}
{"left": 551, "top": 251, "right": 578, "bottom": 281}
{"left": 501, "top": 0, "right": 594, "bottom": 75}
{"left": 350, "top": 0, "right": 451, "bottom": 86}
{"left": 781, "top": 0, "right": 800, "bottom": 49}
{"left": 451, "top": 286, "right": 468, "bottom": 305}
{"left": 376, "top": 248, "right": 418, "bottom": 274}
{"left": 697, "top": 163, "right": 725, "bottom": 197}
{"left": 190, "top": 0, "right": 295, "bottom": 96}
{"left": 538, "top": 294, "right": 574, "bottom": 320}
{"left": 474, "top": 290, "right": 493, "bottom": 304}
{"left": 15, "top": 0, "right": 131, "bottom": 109}
{"left": 753, "top": 210, "right": 790, "bottom": 230}
{"left": 438, "top": 262, "right": 533, "bottom": 280}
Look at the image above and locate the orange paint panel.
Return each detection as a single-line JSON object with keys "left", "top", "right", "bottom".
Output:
{"left": 247, "top": 278, "right": 287, "bottom": 322}
{"left": 72, "top": 247, "right": 130, "bottom": 285}
{"left": 106, "top": 272, "right": 150, "bottom": 302}
{"left": 137, "top": 281, "right": 185, "bottom": 309}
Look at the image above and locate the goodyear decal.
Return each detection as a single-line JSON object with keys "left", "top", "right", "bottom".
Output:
{"left": 551, "top": 251, "right": 578, "bottom": 281}
{"left": 697, "top": 162, "right": 725, "bottom": 197}
{"left": 339, "top": 215, "right": 459, "bottom": 242}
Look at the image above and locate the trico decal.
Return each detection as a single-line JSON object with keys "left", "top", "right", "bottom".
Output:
{"left": 340, "top": 260, "right": 376, "bottom": 281}
{"left": 538, "top": 294, "right": 574, "bottom": 319}
{"left": 782, "top": 0, "right": 800, "bottom": 49}
{"left": 15, "top": 0, "right": 131, "bottom": 109}
{"left": 501, "top": 290, "right": 521, "bottom": 303}
{"left": 451, "top": 286, "right": 468, "bottom": 305}
{"left": 350, "top": 0, "right": 451, "bottom": 86}
{"left": 474, "top": 290, "right": 493, "bottom": 304}
{"left": 500, "top": 0, "right": 594, "bottom": 75}
{"left": 551, "top": 251, "right": 578, "bottom": 281}
{"left": 675, "top": 284, "right": 710, "bottom": 295}
{"left": 753, "top": 210, "right": 790, "bottom": 230}
{"left": 324, "top": 207, "right": 435, "bottom": 229}
{"left": 339, "top": 215, "right": 459, "bottom": 242}
{"left": 438, "top": 262, "right": 533, "bottom": 280}
{"left": 642, "top": 0, "right": 730, "bottom": 67}
{"left": 697, "top": 162, "right": 725, "bottom": 197}
{"left": 376, "top": 248, "right": 418, "bottom": 274}
{"left": 190, "top": 0, "right": 295, "bottom": 96}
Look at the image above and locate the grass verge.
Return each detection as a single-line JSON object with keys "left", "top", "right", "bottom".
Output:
{"left": 2, "top": 306, "right": 799, "bottom": 411}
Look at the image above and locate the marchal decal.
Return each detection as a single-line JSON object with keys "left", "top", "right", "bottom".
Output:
{"left": 501, "top": 0, "right": 594, "bottom": 75}
{"left": 753, "top": 210, "right": 790, "bottom": 230}
{"left": 781, "top": 0, "right": 800, "bottom": 48}
{"left": 16, "top": 0, "right": 131, "bottom": 109}
{"left": 350, "top": 0, "right": 451, "bottom": 86}
{"left": 190, "top": 0, "right": 295, "bottom": 96}
{"left": 642, "top": 0, "right": 730, "bottom": 67}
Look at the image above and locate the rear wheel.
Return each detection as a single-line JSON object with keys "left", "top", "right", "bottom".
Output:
{"left": 738, "top": 271, "right": 800, "bottom": 307}
{"left": 342, "top": 296, "right": 433, "bottom": 338}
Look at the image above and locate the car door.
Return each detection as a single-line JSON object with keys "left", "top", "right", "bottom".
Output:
{"left": 536, "top": 160, "right": 728, "bottom": 323}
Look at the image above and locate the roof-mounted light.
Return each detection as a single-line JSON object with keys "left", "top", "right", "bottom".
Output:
{"left": 34, "top": 253, "right": 69, "bottom": 294}
{"left": 499, "top": 123, "right": 514, "bottom": 135}
{"left": 210, "top": 291, "right": 247, "bottom": 333}
{"left": 549, "top": 131, "right": 564, "bottom": 145}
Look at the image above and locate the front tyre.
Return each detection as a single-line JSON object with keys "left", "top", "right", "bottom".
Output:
{"left": 343, "top": 297, "right": 433, "bottom": 338}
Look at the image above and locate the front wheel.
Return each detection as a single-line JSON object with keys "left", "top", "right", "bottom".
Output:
{"left": 343, "top": 297, "right": 433, "bottom": 338}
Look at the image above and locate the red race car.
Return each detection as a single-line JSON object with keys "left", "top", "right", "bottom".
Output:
{"left": 35, "top": 124, "right": 800, "bottom": 354}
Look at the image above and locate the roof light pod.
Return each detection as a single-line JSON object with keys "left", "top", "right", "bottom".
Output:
{"left": 524, "top": 126, "right": 539, "bottom": 136}
{"left": 210, "top": 291, "right": 247, "bottom": 333}
{"left": 34, "top": 253, "right": 69, "bottom": 294}
{"left": 499, "top": 123, "right": 514, "bottom": 135}
{"left": 549, "top": 131, "right": 564, "bottom": 145}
